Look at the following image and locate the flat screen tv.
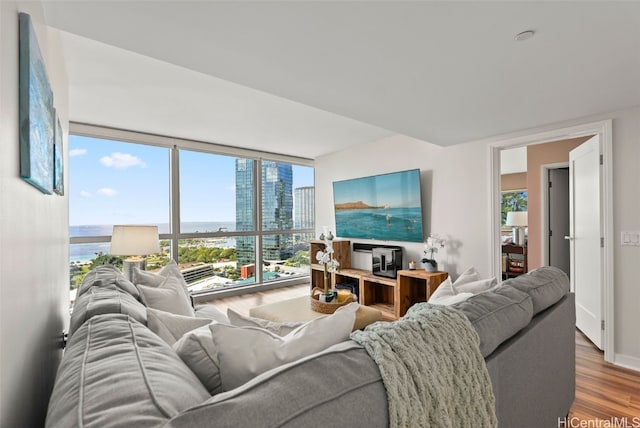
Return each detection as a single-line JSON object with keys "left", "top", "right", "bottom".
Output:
{"left": 333, "top": 169, "right": 424, "bottom": 242}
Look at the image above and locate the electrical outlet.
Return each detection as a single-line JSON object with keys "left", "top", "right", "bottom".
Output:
{"left": 621, "top": 231, "right": 640, "bottom": 246}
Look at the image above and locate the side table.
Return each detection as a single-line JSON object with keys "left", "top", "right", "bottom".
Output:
{"left": 395, "top": 270, "right": 449, "bottom": 318}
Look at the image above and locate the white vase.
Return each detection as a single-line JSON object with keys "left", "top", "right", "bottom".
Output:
{"left": 424, "top": 262, "right": 437, "bottom": 272}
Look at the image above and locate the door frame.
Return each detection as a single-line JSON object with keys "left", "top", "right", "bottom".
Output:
{"left": 489, "top": 119, "right": 614, "bottom": 362}
{"left": 541, "top": 162, "right": 569, "bottom": 268}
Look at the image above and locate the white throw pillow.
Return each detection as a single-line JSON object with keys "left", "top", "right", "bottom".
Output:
{"left": 453, "top": 267, "right": 479, "bottom": 286}
{"left": 429, "top": 292, "right": 474, "bottom": 306}
{"left": 428, "top": 277, "right": 456, "bottom": 303}
{"left": 177, "top": 302, "right": 358, "bottom": 394}
{"left": 146, "top": 308, "right": 213, "bottom": 346}
{"left": 227, "top": 308, "right": 304, "bottom": 336}
{"left": 454, "top": 277, "right": 498, "bottom": 295}
{"left": 174, "top": 324, "right": 224, "bottom": 395}
{"left": 137, "top": 274, "right": 195, "bottom": 317}
{"left": 134, "top": 260, "right": 192, "bottom": 306}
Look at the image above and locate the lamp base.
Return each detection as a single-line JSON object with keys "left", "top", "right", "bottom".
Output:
{"left": 512, "top": 227, "right": 526, "bottom": 246}
{"left": 123, "top": 258, "right": 146, "bottom": 282}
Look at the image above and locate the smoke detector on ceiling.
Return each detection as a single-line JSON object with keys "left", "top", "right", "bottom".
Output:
{"left": 514, "top": 30, "right": 535, "bottom": 41}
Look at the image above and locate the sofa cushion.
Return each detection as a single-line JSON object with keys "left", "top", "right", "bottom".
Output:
{"left": 146, "top": 308, "right": 213, "bottom": 346}
{"left": 70, "top": 282, "right": 147, "bottom": 338}
{"left": 76, "top": 264, "right": 140, "bottom": 299}
{"left": 503, "top": 266, "right": 570, "bottom": 315}
{"left": 452, "top": 285, "right": 533, "bottom": 357}
{"left": 166, "top": 342, "right": 388, "bottom": 428}
{"left": 45, "top": 314, "right": 210, "bottom": 428}
{"left": 174, "top": 303, "right": 358, "bottom": 394}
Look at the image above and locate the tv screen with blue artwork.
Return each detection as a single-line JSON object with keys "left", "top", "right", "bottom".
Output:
{"left": 333, "top": 169, "right": 424, "bottom": 242}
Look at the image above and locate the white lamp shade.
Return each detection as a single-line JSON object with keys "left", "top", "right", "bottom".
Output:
{"left": 505, "top": 211, "right": 528, "bottom": 227}
{"left": 110, "top": 225, "right": 160, "bottom": 256}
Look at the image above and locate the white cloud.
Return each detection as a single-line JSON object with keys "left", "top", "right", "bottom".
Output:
{"left": 99, "top": 152, "right": 147, "bottom": 169}
{"left": 97, "top": 188, "right": 117, "bottom": 197}
{"left": 69, "top": 148, "right": 87, "bottom": 157}
{"left": 79, "top": 190, "right": 91, "bottom": 198}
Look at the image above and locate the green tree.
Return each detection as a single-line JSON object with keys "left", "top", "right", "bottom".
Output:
{"left": 501, "top": 191, "right": 527, "bottom": 225}
{"left": 90, "top": 252, "right": 124, "bottom": 269}
{"left": 284, "top": 250, "right": 310, "bottom": 267}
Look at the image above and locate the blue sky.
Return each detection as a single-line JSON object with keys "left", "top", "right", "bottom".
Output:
{"left": 69, "top": 135, "right": 314, "bottom": 226}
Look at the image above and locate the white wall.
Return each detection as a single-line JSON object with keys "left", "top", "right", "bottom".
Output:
{"left": 0, "top": 2, "right": 69, "bottom": 426}
{"left": 315, "top": 106, "right": 640, "bottom": 371}
{"left": 500, "top": 146, "right": 527, "bottom": 174}
{"left": 315, "top": 135, "right": 494, "bottom": 280}
{"left": 608, "top": 106, "right": 640, "bottom": 370}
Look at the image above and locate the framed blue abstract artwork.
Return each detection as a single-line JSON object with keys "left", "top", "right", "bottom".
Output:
{"left": 19, "top": 12, "right": 54, "bottom": 194}
{"left": 53, "top": 113, "right": 64, "bottom": 195}
{"left": 333, "top": 169, "right": 424, "bottom": 242}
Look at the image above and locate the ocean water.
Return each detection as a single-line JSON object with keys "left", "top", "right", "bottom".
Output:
{"left": 70, "top": 222, "right": 236, "bottom": 263}
{"left": 335, "top": 207, "right": 423, "bottom": 242}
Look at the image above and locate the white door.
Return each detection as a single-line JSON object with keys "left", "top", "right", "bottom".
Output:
{"left": 569, "top": 136, "right": 603, "bottom": 349}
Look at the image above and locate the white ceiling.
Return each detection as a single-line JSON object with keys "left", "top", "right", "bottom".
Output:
{"left": 43, "top": 1, "right": 640, "bottom": 159}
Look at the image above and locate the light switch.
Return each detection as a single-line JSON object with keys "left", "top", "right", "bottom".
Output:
{"left": 621, "top": 231, "right": 640, "bottom": 246}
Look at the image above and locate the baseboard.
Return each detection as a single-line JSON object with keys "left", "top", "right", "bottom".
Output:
{"left": 614, "top": 353, "right": 640, "bottom": 373}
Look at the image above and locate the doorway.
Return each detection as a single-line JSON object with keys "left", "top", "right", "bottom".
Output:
{"left": 490, "top": 120, "right": 614, "bottom": 362}
{"left": 543, "top": 165, "right": 570, "bottom": 276}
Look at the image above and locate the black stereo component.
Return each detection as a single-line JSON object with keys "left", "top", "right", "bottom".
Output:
{"left": 372, "top": 247, "right": 402, "bottom": 279}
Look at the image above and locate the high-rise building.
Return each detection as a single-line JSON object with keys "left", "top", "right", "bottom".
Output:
{"left": 235, "top": 160, "right": 293, "bottom": 269}
{"left": 235, "top": 159, "right": 254, "bottom": 270}
{"left": 294, "top": 186, "right": 314, "bottom": 230}
{"left": 261, "top": 161, "right": 293, "bottom": 262}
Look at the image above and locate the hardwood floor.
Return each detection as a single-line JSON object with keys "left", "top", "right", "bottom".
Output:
{"left": 569, "top": 330, "right": 640, "bottom": 422}
{"left": 205, "top": 285, "right": 640, "bottom": 421}
{"left": 208, "top": 284, "right": 309, "bottom": 316}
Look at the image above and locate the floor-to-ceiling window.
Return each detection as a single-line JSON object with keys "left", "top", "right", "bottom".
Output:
{"left": 68, "top": 125, "right": 314, "bottom": 303}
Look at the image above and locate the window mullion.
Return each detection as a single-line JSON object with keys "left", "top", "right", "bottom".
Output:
{"left": 255, "top": 159, "right": 263, "bottom": 284}
{"left": 170, "top": 146, "right": 180, "bottom": 260}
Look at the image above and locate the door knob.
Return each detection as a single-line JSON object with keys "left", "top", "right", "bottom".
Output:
{"left": 564, "top": 236, "right": 574, "bottom": 240}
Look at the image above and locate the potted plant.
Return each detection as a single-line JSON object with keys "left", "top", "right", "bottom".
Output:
{"left": 315, "top": 233, "right": 340, "bottom": 302}
{"left": 421, "top": 234, "right": 446, "bottom": 272}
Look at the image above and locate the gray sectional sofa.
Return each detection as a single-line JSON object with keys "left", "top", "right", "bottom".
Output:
{"left": 46, "top": 265, "right": 575, "bottom": 428}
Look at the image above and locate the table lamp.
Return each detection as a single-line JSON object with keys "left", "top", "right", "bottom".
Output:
{"left": 110, "top": 225, "right": 160, "bottom": 281}
{"left": 505, "top": 211, "right": 528, "bottom": 246}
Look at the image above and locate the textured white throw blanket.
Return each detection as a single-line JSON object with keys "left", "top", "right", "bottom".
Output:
{"left": 350, "top": 303, "right": 497, "bottom": 428}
